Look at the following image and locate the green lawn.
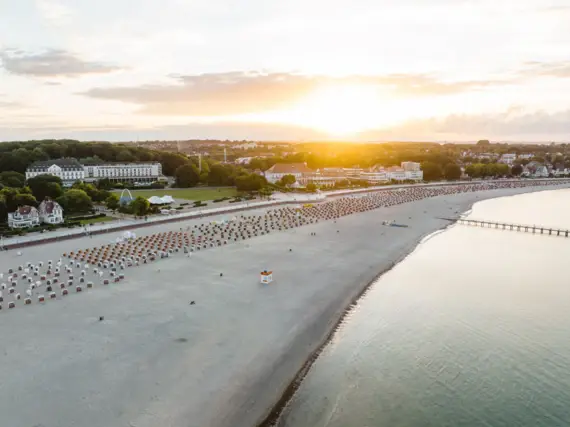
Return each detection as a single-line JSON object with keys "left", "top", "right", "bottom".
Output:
{"left": 113, "top": 187, "right": 238, "bottom": 201}
{"left": 79, "top": 216, "right": 116, "bottom": 225}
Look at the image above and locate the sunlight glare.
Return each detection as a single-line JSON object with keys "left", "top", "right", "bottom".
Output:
{"left": 288, "top": 84, "right": 394, "bottom": 136}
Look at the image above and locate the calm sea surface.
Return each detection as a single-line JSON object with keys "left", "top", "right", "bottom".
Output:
{"left": 277, "top": 189, "right": 570, "bottom": 427}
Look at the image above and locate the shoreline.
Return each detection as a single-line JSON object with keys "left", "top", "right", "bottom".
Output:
{"left": 256, "top": 185, "right": 569, "bottom": 427}
{"left": 1, "top": 184, "right": 570, "bottom": 427}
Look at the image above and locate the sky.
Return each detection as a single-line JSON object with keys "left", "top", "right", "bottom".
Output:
{"left": 1, "top": 0, "right": 570, "bottom": 142}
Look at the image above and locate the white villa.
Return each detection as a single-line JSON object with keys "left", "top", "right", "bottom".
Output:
{"left": 38, "top": 199, "right": 64, "bottom": 224}
{"left": 8, "top": 206, "right": 40, "bottom": 229}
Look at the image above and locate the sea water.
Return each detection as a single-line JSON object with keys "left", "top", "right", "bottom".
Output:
{"left": 277, "top": 189, "right": 570, "bottom": 427}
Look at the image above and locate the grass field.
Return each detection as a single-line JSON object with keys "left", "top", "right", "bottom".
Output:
{"left": 79, "top": 216, "right": 116, "bottom": 225}
{"left": 113, "top": 187, "right": 238, "bottom": 201}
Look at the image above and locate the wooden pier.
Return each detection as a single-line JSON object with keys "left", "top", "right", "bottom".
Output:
{"left": 439, "top": 217, "right": 570, "bottom": 238}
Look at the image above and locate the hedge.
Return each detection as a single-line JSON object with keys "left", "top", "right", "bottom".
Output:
{"left": 67, "top": 213, "right": 107, "bottom": 221}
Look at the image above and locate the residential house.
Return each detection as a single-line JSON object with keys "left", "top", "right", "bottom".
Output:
{"left": 26, "top": 158, "right": 85, "bottom": 187}
{"left": 524, "top": 162, "right": 549, "bottom": 178}
{"left": 499, "top": 154, "right": 517, "bottom": 165}
{"left": 534, "top": 165, "right": 549, "bottom": 178}
{"left": 234, "top": 142, "right": 258, "bottom": 150}
{"left": 474, "top": 153, "right": 499, "bottom": 161}
{"left": 8, "top": 206, "right": 40, "bottom": 228}
{"left": 38, "top": 199, "right": 64, "bottom": 224}
{"left": 235, "top": 157, "right": 253, "bottom": 165}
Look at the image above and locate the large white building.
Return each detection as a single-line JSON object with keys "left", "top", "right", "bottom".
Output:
{"left": 401, "top": 162, "right": 421, "bottom": 172}
{"left": 264, "top": 163, "right": 314, "bottom": 184}
{"left": 83, "top": 162, "right": 163, "bottom": 184}
{"left": 26, "top": 159, "right": 85, "bottom": 187}
{"left": 8, "top": 206, "right": 40, "bottom": 228}
{"left": 366, "top": 162, "right": 423, "bottom": 182}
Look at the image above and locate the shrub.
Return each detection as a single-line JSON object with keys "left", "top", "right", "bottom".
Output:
{"left": 67, "top": 213, "right": 106, "bottom": 221}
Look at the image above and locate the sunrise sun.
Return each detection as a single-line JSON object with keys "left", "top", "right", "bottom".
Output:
{"left": 289, "top": 84, "right": 391, "bottom": 136}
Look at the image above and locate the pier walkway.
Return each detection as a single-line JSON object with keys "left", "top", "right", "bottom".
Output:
{"left": 440, "top": 217, "right": 570, "bottom": 237}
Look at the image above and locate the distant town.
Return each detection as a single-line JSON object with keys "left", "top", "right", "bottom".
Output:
{"left": 0, "top": 138, "right": 568, "bottom": 233}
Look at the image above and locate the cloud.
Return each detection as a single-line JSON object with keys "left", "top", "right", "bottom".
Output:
{"left": 0, "top": 121, "right": 329, "bottom": 142}
{"left": 521, "top": 61, "right": 570, "bottom": 78}
{"left": 82, "top": 71, "right": 502, "bottom": 116}
{"left": 4, "top": 108, "right": 570, "bottom": 142}
{"left": 35, "top": 0, "right": 73, "bottom": 26}
{"left": 0, "top": 48, "right": 121, "bottom": 77}
{"left": 358, "top": 109, "right": 570, "bottom": 141}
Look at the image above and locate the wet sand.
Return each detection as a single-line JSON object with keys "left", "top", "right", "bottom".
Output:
{"left": 0, "top": 184, "right": 568, "bottom": 427}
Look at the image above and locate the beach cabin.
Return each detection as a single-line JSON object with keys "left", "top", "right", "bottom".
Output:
{"left": 260, "top": 270, "right": 273, "bottom": 284}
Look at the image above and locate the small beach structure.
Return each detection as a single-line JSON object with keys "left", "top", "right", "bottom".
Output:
{"left": 260, "top": 270, "right": 273, "bottom": 284}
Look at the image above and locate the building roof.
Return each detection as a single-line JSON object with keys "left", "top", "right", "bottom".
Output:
{"left": 386, "top": 166, "right": 405, "bottom": 172}
{"left": 40, "top": 199, "right": 61, "bottom": 214}
{"left": 27, "top": 158, "right": 83, "bottom": 171}
{"left": 265, "top": 163, "right": 313, "bottom": 174}
{"left": 17, "top": 205, "right": 37, "bottom": 215}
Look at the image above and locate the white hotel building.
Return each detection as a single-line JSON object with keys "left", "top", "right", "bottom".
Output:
{"left": 26, "top": 159, "right": 85, "bottom": 187}
{"left": 83, "top": 163, "right": 163, "bottom": 184}
{"left": 26, "top": 160, "right": 163, "bottom": 185}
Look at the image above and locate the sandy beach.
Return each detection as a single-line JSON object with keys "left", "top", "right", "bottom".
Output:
{"left": 1, "top": 183, "right": 569, "bottom": 427}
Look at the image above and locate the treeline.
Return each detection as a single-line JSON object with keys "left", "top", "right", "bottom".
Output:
{"left": 0, "top": 139, "right": 193, "bottom": 176}
{"left": 0, "top": 139, "right": 269, "bottom": 191}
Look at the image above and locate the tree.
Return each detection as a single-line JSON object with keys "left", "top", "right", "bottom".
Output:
{"left": 130, "top": 196, "right": 150, "bottom": 217}
{"left": 116, "top": 149, "right": 136, "bottom": 162}
{"left": 57, "top": 189, "right": 93, "bottom": 214}
{"left": 105, "top": 194, "right": 120, "bottom": 211}
{"left": 465, "top": 164, "right": 482, "bottom": 178}
{"left": 27, "top": 175, "right": 64, "bottom": 202}
{"left": 207, "top": 163, "right": 232, "bottom": 186}
{"left": 477, "top": 140, "right": 490, "bottom": 146}
{"left": 0, "top": 171, "right": 26, "bottom": 188}
{"left": 511, "top": 164, "right": 523, "bottom": 176}
{"left": 13, "top": 193, "right": 38, "bottom": 207}
{"left": 72, "top": 181, "right": 108, "bottom": 202}
{"left": 159, "top": 152, "right": 189, "bottom": 176}
{"left": 174, "top": 164, "right": 200, "bottom": 188}
{"left": 0, "top": 195, "right": 7, "bottom": 223}
{"left": 306, "top": 182, "right": 317, "bottom": 192}
{"left": 235, "top": 174, "right": 267, "bottom": 192}
{"left": 421, "top": 162, "right": 443, "bottom": 181}
{"left": 278, "top": 174, "right": 296, "bottom": 187}
{"left": 1, "top": 187, "right": 22, "bottom": 212}
{"left": 96, "top": 178, "right": 113, "bottom": 190}
{"left": 495, "top": 163, "right": 510, "bottom": 176}
{"left": 259, "top": 187, "right": 273, "bottom": 200}
{"left": 444, "top": 163, "right": 462, "bottom": 180}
